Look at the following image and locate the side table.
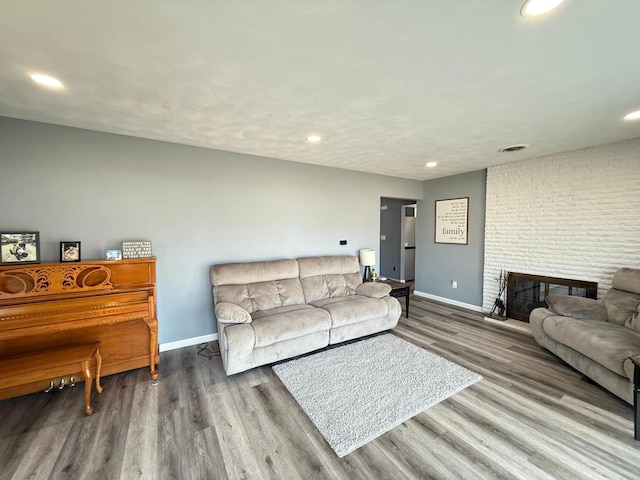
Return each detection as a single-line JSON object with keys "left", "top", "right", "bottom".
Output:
{"left": 377, "top": 280, "right": 410, "bottom": 318}
{"left": 632, "top": 357, "right": 640, "bottom": 441}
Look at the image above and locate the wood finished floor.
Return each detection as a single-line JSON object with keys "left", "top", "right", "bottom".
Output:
{"left": 1, "top": 296, "right": 640, "bottom": 479}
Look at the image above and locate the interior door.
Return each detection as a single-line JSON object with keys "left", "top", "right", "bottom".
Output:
{"left": 403, "top": 205, "right": 416, "bottom": 281}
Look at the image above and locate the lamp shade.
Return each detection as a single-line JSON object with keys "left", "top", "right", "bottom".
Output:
{"left": 359, "top": 249, "right": 376, "bottom": 266}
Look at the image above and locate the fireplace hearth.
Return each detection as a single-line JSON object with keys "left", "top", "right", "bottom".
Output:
{"left": 506, "top": 272, "right": 597, "bottom": 322}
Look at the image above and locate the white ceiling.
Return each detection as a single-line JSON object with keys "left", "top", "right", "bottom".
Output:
{"left": 1, "top": 1, "right": 639, "bottom": 180}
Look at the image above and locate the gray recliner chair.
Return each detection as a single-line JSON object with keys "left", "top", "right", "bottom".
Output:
{"left": 530, "top": 267, "right": 640, "bottom": 439}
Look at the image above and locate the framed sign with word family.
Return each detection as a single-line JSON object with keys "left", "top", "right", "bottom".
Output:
{"left": 434, "top": 197, "right": 469, "bottom": 245}
{"left": 121, "top": 241, "right": 153, "bottom": 259}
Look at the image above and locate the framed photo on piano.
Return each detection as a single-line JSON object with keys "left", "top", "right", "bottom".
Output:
{"left": 0, "top": 232, "right": 40, "bottom": 265}
{"left": 105, "top": 249, "right": 122, "bottom": 261}
{"left": 60, "top": 241, "right": 81, "bottom": 262}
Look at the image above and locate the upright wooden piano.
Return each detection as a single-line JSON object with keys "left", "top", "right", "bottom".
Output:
{"left": 0, "top": 258, "right": 159, "bottom": 401}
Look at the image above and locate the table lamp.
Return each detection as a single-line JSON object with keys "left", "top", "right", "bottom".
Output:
{"left": 359, "top": 248, "right": 376, "bottom": 282}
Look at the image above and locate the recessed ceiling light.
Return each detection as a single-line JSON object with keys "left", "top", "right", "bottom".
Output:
{"left": 624, "top": 110, "right": 640, "bottom": 121}
{"left": 306, "top": 135, "right": 322, "bottom": 143}
{"left": 29, "top": 73, "right": 64, "bottom": 88}
{"left": 521, "top": 0, "right": 565, "bottom": 17}
{"left": 425, "top": 161, "right": 438, "bottom": 168}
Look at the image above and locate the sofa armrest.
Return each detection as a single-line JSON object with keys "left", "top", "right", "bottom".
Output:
{"left": 545, "top": 294, "right": 608, "bottom": 322}
{"left": 215, "top": 302, "right": 252, "bottom": 324}
{"left": 356, "top": 282, "right": 392, "bottom": 298}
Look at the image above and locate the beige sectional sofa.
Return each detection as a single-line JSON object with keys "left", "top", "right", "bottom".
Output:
{"left": 530, "top": 267, "right": 640, "bottom": 405}
{"left": 210, "top": 255, "right": 402, "bottom": 375}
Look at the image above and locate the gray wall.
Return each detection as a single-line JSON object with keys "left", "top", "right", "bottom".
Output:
{"left": 415, "top": 170, "right": 486, "bottom": 306}
{"left": 0, "top": 117, "right": 423, "bottom": 344}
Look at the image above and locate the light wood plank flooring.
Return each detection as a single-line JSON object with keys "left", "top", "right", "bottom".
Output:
{"left": 1, "top": 296, "right": 639, "bottom": 479}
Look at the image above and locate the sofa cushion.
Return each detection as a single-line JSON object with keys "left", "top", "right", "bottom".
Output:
{"left": 624, "top": 305, "right": 640, "bottom": 333}
{"left": 213, "top": 278, "right": 305, "bottom": 314}
{"left": 310, "top": 295, "right": 389, "bottom": 328}
{"left": 215, "top": 302, "right": 252, "bottom": 324}
{"left": 297, "top": 255, "right": 360, "bottom": 278}
{"left": 251, "top": 304, "right": 315, "bottom": 320}
{"left": 211, "top": 258, "right": 299, "bottom": 286}
{"left": 545, "top": 295, "right": 607, "bottom": 322}
{"left": 298, "top": 256, "right": 362, "bottom": 303}
{"left": 300, "top": 274, "right": 361, "bottom": 303}
{"left": 542, "top": 315, "right": 640, "bottom": 377}
{"left": 601, "top": 288, "right": 640, "bottom": 326}
{"left": 251, "top": 305, "right": 331, "bottom": 348}
{"left": 356, "top": 282, "right": 392, "bottom": 298}
{"left": 611, "top": 267, "right": 640, "bottom": 295}
{"left": 211, "top": 259, "right": 306, "bottom": 313}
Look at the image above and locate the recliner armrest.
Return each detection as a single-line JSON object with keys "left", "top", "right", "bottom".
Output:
{"left": 215, "top": 302, "right": 252, "bottom": 324}
{"left": 356, "top": 282, "right": 392, "bottom": 298}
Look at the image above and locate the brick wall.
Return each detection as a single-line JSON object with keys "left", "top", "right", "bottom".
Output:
{"left": 482, "top": 139, "right": 640, "bottom": 313}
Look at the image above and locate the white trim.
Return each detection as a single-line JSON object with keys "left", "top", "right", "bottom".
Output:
{"left": 159, "top": 333, "right": 219, "bottom": 352}
{"left": 482, "top": 316, "right": 532, "bottom": 335}
{"left": 413, "top": 290, "right": 484, "bottom": 313}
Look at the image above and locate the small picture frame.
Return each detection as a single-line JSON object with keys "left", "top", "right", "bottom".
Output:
{"left": 105, "top": 249, "right": 122, "bottom": 261}
{"left": 60, "top": 241, "right": 81, "bottom": 262}
{"left": 1, "top": 232, "right": 41, "bottom": 266}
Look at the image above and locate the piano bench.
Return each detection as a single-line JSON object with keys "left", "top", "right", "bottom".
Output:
{"left": 0, "top": 342, "right": 104, "bottom": 415}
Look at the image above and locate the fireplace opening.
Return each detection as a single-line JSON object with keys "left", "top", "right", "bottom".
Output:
{"left": 506, "top": 272, "right": 597, "bottom": 322}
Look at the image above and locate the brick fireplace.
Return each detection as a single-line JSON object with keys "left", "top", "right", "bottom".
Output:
{"left": 481, "top": 147, "right": 639, "bottom": 318}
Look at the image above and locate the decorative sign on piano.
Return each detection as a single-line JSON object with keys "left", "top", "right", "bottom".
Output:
{"left": 122, "top": 240, "right": 153, "bottom": 259}
{"left": 0, "top": 231, "right": 41, "bottom": 266}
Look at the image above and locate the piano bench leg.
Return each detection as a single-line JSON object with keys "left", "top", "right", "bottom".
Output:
{"left": 82, "top": 359, "right": 94, "bottom": 416}
{"left": 95, "top": 348, "right": 103, "bottom": 394}
{"left": 81, "top": 346, "right": 104, "bottom": 416}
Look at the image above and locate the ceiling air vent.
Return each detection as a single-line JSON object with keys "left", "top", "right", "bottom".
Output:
{"left": 500, "top": 144, "right": 528, "bottom": 153}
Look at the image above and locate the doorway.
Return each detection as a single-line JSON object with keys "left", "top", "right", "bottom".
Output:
{"left": 379, "top": 198, "right": 417, "bottom": 282}
{"left": 402, "top": 204, "right": 416, "bottom": 282}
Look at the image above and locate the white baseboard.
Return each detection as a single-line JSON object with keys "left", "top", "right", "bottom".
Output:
{"left": 413, "top": 290, "right": 484, "bottom": 313}
{"left": 483, "top": 316, "right": 532, "bottom": 335}
{"left": 159, "top": 333, "right": 219, "bottom": 352}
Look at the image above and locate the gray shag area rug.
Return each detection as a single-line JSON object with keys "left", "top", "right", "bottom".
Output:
{"left": 272, "top": 333, "right": 482, "bottom": 457}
